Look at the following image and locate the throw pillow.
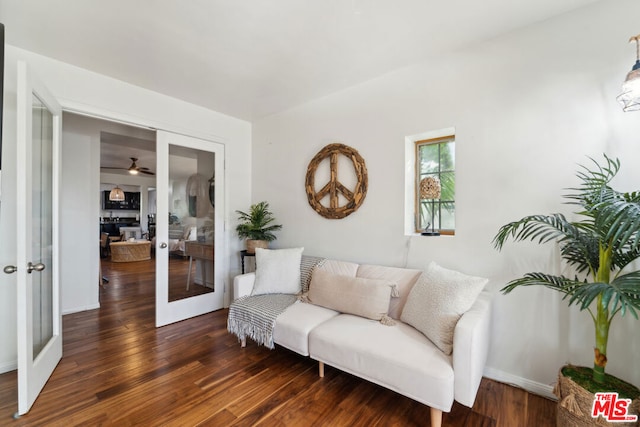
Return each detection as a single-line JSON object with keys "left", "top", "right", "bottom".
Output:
{"left": 307, "top": 269, "right": 397, "bottom": 324}
{"left": 251, "top": 247, "right": 304, "bottom": 296}
{"left": 400, "top": 262, "right": 487, "bottom": 355}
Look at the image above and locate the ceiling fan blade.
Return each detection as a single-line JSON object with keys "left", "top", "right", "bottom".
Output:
{"left": 101, "top": 167, "right": 128, "bottom": 170}
{"left": 139, "top": 170, "right": 155, "bottom": 176}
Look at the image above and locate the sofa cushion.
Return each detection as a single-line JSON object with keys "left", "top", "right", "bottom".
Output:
{"left": 309, "top": 314, "right": 455, "bottom": 411}
{"left": 307, "top": 269, "right": 396, "bottom": 322}
{"left": 401, "top": 262, "right": 487, "bottom": 355}
{"left": 357, "top": 264, "right": 422, "bottom": 319}
{"left": 273, "top": 301, "right": 339, "bottom": 356}
{"left": 251, "top": 247, "right": 304, "bottom": 296}
{"left": 315, "top": 259, "right": 359, "bottom": 277}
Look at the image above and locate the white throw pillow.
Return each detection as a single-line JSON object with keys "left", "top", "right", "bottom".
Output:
{"left": 400, "top": 262, "right": 487, "bottom": 355}
{"left": 251, "top": 247, "right": 304, "bottom": 295}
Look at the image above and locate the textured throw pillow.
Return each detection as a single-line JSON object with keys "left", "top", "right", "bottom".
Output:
{"left": 251, "top": 247, "right": 304, "bottom": 295}
{"left": 400, "top": 262, "right": 488, "bottom": 355}
{"left": 307, "top": 269, "right": 397, "bottom": 324}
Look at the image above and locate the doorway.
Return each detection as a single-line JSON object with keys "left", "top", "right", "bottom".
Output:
{"left": 62, "top": 113, "right": 220, "bottom": 319}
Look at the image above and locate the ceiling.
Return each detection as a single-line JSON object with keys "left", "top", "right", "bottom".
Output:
{"left": 100, "top": 131, "right": 202, "bottom": 181}
{"left": 100, "top": 132, "right": 156, "bottom": 175}
{"left": 0, "top": 0, "right": 600, "bottom": 121}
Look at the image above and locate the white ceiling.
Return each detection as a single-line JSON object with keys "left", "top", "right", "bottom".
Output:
{"left": 1, "top": 0, "right": 599, "bottom": 121}
{"left": 100, "top": 132, "right": 156, "bottom": 174}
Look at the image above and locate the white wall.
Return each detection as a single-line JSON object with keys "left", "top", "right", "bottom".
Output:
{"left": 252, "top": 1, "right": 640, "bottom": 395}
{"left": 0, "top": 46, "right": 251, "bottom": 372}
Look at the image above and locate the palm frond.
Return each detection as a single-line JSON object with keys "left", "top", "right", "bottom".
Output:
{"left": 613, "top": 248, "right": 640, "bottom": 273}
{"left": 559, "top": 235, "right": 599, "bottom": 274}
{"left": 608, "top": 272, "right": 640, "bottom": 318}
{"left": 501, "top": 272, "right": 583, "bottom": 297}
{"left": 568, "top": 275, "right": 640, "bottom": 319}
{"left": 565, "top": 155, "right": 620, "bottom": 209}
{"left": 597, "top": 201, "right": 640, "bottom": 253}
{"left": 493, "top": 213, "right": 576, "bottom": 250}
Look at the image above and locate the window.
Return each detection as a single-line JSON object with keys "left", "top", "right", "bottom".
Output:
{"left": 415, "top": 135, "right": 455, "bottom": 234}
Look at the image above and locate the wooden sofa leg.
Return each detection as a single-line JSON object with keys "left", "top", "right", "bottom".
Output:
{"left": 430, "top": 408, "right": 442, "bottom": 427}
{"left": 240, "top": 337, "right": 246, "bottom": 348}
{"left": 319, "top": 362, "right": 324, "bottom": 378}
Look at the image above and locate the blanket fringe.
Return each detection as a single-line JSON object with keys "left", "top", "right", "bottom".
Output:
{"left": 298, "top": 293, "right": 310, "bottom": 303}
{"left": 227, "top": 318, "right": 276, "bottom": 349}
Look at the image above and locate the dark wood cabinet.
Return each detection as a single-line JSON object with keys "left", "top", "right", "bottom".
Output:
{"left": 102, "top": 191, "right": 141, "bottom": 210}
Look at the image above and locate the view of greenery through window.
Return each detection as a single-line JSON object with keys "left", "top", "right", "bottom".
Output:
{"left": 416, "top": 137, "right": 455, "bottom": 233}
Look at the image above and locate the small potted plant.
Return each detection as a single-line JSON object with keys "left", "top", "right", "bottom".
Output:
{"left": 235, "top": 201, "right": 282, "bottom": 253}
{"left": 493, "top": 155, "right": 640, "bottom": 426}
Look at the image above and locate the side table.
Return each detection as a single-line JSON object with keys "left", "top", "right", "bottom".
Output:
{"left": 185, "top": 241, "right": 214, "bottom": 290}
{"left": 240, "top": 250, "right": 256, "bottom": 274}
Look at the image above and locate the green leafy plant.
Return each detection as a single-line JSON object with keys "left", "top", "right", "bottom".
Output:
{"left": 235, "top": 201, "right": 282, "bottom": 242}
{"left": 493, "top": 155, "right": 640, "bottom": 384}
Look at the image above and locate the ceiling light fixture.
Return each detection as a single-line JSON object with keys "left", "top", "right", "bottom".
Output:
{"left": 128, "top": 159, "right": 139, "bottom": 175}
{"left": 617, "top": 34, "right": 640, "bottom": 112}
{"left": 109, "top": 185, "right": 125, "bottom": 201}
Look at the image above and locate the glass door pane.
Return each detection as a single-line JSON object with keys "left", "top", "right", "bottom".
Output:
{"left": 167, "top": 145, "right": 215, "bottom": 302}
{"left": 31, "top": 94, "right": 54, "bottom": 359}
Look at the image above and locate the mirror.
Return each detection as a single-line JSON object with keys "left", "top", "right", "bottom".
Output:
{"left": 167, "top": 145, "right": 215, "bottom": 302}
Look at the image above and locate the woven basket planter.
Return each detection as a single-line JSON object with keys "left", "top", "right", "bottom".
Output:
{"left": 245, "top": 239, "right": 268, "bottom": 254}
{"left": 555, "top": 367, "right": 640, "bottom": 427}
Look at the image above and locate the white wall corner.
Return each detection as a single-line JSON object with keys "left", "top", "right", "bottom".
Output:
{"left": 483, "top": 366, "right": 557, "bottom": 401}
{"left": 62, "top": 303, "right": 101, "bottom": 316}
{"left": 0, "top": 360, "right": 17, "bottom": 375}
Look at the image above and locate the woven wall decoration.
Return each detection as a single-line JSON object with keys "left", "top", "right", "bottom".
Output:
{"left": 305, "top": 143, "right": 368, "bottom": 219}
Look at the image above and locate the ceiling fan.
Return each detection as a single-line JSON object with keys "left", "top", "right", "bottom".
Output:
{"left": 101, "top": 157, "right": 155, "bottom": 176}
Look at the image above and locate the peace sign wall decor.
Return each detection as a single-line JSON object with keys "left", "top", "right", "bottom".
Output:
{"left": 305, "top": 143, "right": 368, "bottom": 219}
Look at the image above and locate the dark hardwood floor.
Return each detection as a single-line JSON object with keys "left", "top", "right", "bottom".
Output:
{"left": 0, "top": 259, "right": 556, "bottom": 426}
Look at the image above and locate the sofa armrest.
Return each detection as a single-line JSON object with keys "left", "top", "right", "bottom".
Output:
{"left": 233, "top": 273, "right": 256, "bottom": 300}
{"left": 453, "top": 291, "right": 492, "bottom": 407}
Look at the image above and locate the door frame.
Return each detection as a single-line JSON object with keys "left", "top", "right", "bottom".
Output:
{"left": 60, "top": 105, "right": 229, "bottom": 310}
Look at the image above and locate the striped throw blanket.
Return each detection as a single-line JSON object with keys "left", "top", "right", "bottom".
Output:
{"left": 227, "top": 255, "right": 326, "bottom": 349}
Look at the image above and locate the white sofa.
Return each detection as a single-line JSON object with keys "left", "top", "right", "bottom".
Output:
{"left": 232, "top": 259, "right": 492, "bottom": 427}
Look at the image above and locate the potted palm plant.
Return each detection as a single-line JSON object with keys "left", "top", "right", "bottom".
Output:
{"left": 493, "top": 155, "right": 640, "bottom": 426}
{"left": 235, "top": 201, "right": 282, "bottom": 253}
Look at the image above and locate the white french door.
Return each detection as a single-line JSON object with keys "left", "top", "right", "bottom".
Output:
{"left": 155, "top": 130, "right": 225, "bottom": 326}
{"left": 14, "top": 61, "right": 62, "bottom": 416}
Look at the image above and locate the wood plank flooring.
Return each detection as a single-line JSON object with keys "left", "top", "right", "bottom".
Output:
{"left": 0, "top": 259, "right": 556, "bottom": 426}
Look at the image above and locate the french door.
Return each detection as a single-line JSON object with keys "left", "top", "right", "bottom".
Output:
{"left": 14, "top": 61, "right": 62, "bottom": 416}
{"left": 155, "top": 130, "right": 225, "bottom": 326}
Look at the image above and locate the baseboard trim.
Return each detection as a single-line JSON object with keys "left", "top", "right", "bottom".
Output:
{"left": 62, "top": 303, "right": 100, "bottom": 316}
{"left": 484, "top": 367, "right": 557, "bottom": 401}
{"left": 0, "top": 360, "right": 17, "bottom": 374}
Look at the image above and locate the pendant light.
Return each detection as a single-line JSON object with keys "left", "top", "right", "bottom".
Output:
{"left": 617, "top": 34, "right": 640, "bottom": 112}
{"left": 109, "top": 185, "right": 125, "bottom": 201}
